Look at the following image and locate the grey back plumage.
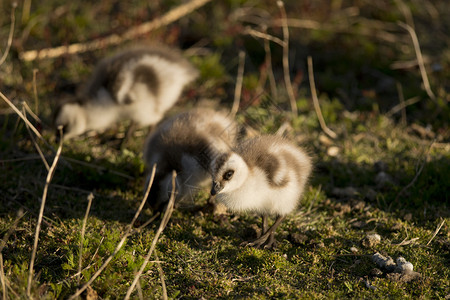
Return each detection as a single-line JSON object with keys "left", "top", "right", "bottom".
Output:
{"left": 144, "top": 108, "right": 238, "bottom": 210}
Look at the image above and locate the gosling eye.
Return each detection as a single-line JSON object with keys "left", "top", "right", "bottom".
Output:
{"left": 223, "top": 170, "right": 234, "bottom": 181}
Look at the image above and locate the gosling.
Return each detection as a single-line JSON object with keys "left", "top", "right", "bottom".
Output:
{"left": 53, "top": 45, "right": 198, "bottom": 140}
{"left": 143, "top": 108, "right": 238, "bottom": 212}
{"left": 210, "top": 135, "right": 312, "bottom": 248}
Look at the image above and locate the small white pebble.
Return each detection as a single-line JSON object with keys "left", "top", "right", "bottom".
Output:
{"left": 350, "top": 246, "right": 359, "bottom": 253}
{"left": 327, "top": 146, "right": 340, "bottom": 157}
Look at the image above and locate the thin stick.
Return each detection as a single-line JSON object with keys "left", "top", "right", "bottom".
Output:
{"left": 20, "top": 0, "right": 212, "bottom": 61}
{"left": 0, "top": 254, "right": 6, "bottom": 300}
{"left": 155, "top": 252, "right": 168, "bottom": 300}
{"left": 68, "top": 164, "right": 157, "bottom": 300}
{"left": 0, "top": 2, "right": 16, "bottom": 66}
{"left": 277, "top": 0, "right": 298, "bottom": 117}
{"left": 78, "top": 193, "right": 94, "bottom": 285}
{"left": 230, "top": 51, "right": 246, "bottom": 117}
{"left": 23, "top": 101, "right": 42, "bottom": 124}
{"left": 124, "top": 171, "right": 177, "bottom": 300}
{"left": 394, "top": 0, "right": 415, "bottom": 29}
{"left": 386, "top": 96, "right": 420, "bottom": 118}
{"left": 307, "top": 56, "right": 337, "bottom": 139}
{"left": 426, "top": 219, "right": 445, "bottom": 246}
{"left": 394, "top": 237, "right": 419, "bottom": 246}
{"left": 0, "top": 91, "right": 43, "bottom": 140}
{"left": 136, "top": 278, "right": 144, "bottom": 300}
{"left": 32, "top": 69, "right": 40, "bottom": 115}
{"left": 263, "top": 26, "right": 278, "bottom": 101}
{"left": 27, "top": 128, "right": 64, "bottom": 297}
{"left": 398, "top": 22, "right": 436, "bottom": 101}
{"left": 22, "top": 106, "right": 50, "bottom": 171}
{"left": 243, "top": 27, "right": 285, "bottom": 46}
{"left": 22, "top": 0, "right": 32, "bottom": 24}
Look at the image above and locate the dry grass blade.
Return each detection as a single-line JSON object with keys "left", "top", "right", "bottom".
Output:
{"left": 398, "top": 21, "right": 436, "bottom": 101}
{"left": 78, "top": 193, "right": 94, "bottom": 285}
{"left": 22, "top": 106, "right": 50, "bottom": 171}
{"left": 426, "top": 219, "right": 445, "bottom": 246}
{"left": 26, "top": 128, "right": 64, "bottom": 297}
{"left": 32, "top": 69, "right": 40, "bottom": 114}
{"left": 387, "top": 95, "right": 420, "bottom": 118}
{"left": 263, "top": 26, "right": 278, "bottom": 101}
{"left": 0, "top": 91, "right": 42, "bottom": 139}
{"left": 307, "top": 56, "right": 337, "bottom": 139}
{"left": 394, "top": 237, "right": 419, "bottom": 246}
{"left": 0, "top": 254, "right": 6, "bottom": 300}
{"left": 22, "top": 101, "right": 42, "bottom": 125}
{"left": 230, "top": 51, "right": 246, "bottom": 117}
{"left": 0, "top": 2, "right": 16, "bottom": 66}
{"left": 20, "top": 0, "right": 212, "bottom": 61}
{"left": 68, "top": 164, "right": 157, "bottom": 300}
{"left": 155, "top": 252, "right": 168, "bottom": 300}
{"left": 277, "top": 0, "right": 298, "bottom": 118}
{"left": 124, "top": 171, "right": 177, "bottom": 300}
{"left": 243, "top": 27, "right": 285, "bottom": 46}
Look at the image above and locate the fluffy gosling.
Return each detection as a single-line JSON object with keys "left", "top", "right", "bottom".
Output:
{"left": 210, "top": 135, "right": 312, "bottom": 248}
{"left": 54, "top": 45, "right": 198, "bottom": 140}
{"left": 143, "top": 108, "right": 238, "bottom": 212}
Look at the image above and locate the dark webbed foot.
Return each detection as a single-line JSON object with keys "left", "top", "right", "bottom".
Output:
{"left": 241, "top": 215, "right": 285, "bottom": 249}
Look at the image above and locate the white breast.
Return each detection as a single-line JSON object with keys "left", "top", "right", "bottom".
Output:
{"left": 217, "top": 168, "right": 301, "bottom": 216}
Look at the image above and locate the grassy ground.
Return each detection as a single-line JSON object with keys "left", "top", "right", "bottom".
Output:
{"left": 1, "top": 0, "right": 449, "bottom": 299}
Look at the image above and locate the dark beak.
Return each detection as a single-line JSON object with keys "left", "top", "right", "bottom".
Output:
{"left": 210, "top": 181, "right": 222, "bottom": 196}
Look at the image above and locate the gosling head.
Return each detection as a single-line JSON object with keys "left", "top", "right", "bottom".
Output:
{"left": 53, "top": 101, "right": 87, "bottom": 140}
{"left": 210, "top": 152, "right": 249, "bottom": 196}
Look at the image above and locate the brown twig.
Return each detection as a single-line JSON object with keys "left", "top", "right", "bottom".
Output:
{"left": 277, "top": 0, "right": 298, "bottom": 117}
{"left": 307, "top": 56, "right": 337, "bottom": 139}
{"left": 27, "top": 128, "right": 64, "bottom": 297}
{"left": 125, "top": 171, "right": 177, "bottom": 300}
{"left": 426, "top": 219, "right": 445, "bottom": 246}
{"left": 398, "top": 21, "right": 436, "bottom": 101}
{"left": 0, "top": 2, "right": 16, "bottom": 66}
{"left": 68, "top": 164, "right": 157, "bottom": 299}
{"left": 20, "top": 0, "right": 212, "bottom": 61}
{"left": 78, "top": 193, "right": 94, "bottom": 285}
{"left": 230, "top": 51, "right": 246, "bottom": 117}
